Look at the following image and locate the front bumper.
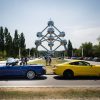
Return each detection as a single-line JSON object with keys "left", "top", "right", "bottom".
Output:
{"left": 37, "top": 69, "right": 46, "bottom": 76}
{"left": 42, "top": 69, "right": 46, "bottom": 75}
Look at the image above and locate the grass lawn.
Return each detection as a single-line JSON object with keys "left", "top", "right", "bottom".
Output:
{"left": 0, "top": 87, "right": 100, "bottom": 100}
{"left": 28, "top": 58, "right": 66, "bottom": 74}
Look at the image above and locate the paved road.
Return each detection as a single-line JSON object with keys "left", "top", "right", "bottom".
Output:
{"left": 0, "top": 75, "right": 100, "bottom": 87}
{"left": 0, "top": 60, "right": 100, "bottom": 87}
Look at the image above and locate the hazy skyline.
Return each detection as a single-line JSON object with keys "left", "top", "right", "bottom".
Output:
{"left": 0, "top": 0, "right": 100, "bottom": 50}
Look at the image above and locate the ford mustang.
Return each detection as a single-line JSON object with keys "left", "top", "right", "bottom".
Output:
{"left": 0, "top": 64, "right": 46, "bottom": 79}
{"left": 53, "top": 60, "right": 100, "bottom": 78}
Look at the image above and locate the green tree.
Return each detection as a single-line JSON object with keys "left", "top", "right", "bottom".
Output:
{"left": 80, "top": 42, "right": 93, "bottom": 57}
{"left": 30, "top": 48, "right": 38, "bottom": 57}
{"left": 73, "top": 48, "right": 81, "bottom": 57}
{"left": 13, "top": 30, "right": 20, "bottom": 57}
{"left": 67, "top": 40, "right": 73, "bottom": 57}
{"left": 19, "top": 33, "right": 26, "bottom": 56}
{"left": 97, "top": 36, "right": 100, "bottom": 45}
{"left": 4, "top": 27, "right": 9, "bottom": 56}
{"left": 21, "top": 49, "right": 28, "bottom": 57}
{"left": 5, "top": 33, "right": 13, "bottom": 57}
{"left": 0, "top": 27, "right": 4, "bottom": 56}
{"left": 93, "top": 36, "right": 100, "bottom": 57}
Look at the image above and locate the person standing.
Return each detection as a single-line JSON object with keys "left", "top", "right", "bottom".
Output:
{"left": 25, "top": 57, "right": 28, "bottom": 65}
{"left": 44, "top": 56, "right": 48, "bottom": 66}
{"left": 48, "top": 56, "right": 52, "bottom": 66}
{"left": 20, "top": 57, "right": 25, "bottom": 65}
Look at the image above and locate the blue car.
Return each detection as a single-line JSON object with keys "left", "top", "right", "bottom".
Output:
{"left": 0, "top": 64, "right": 46, "bottom": 79}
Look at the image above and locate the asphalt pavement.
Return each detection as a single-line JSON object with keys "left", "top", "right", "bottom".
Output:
{"left": 0, "top": 75, "right": 100, "bottom": 87}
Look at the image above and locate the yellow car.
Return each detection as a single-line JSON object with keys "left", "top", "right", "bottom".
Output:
{"left": 53, "top": 60, "right": 100, "bottom": 78}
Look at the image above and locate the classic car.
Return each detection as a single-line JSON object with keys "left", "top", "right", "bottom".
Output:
{"left": 0, "top": 64, "right": 46, "bottom": 79}
{"left": 53, "top": 60, "right": 100, "bottom": 78}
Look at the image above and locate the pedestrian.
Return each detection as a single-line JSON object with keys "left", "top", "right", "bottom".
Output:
{"left": 48, "top": 56, "right": 52, "bottom": 66}
{"left": 20, "top": 57, "right": 25, "bottom": 65}
{"left": 44, "top": 56, "right": 48, "bottom": 66}
{"left": 25, "top": 57, "right": 28, "bottom": 65}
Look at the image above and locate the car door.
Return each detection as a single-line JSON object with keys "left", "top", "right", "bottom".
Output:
{"left": 92, "top": 65, "right": 100, "bottom": 76}
{"left": 4, "top": 65, "right": 23, "bottom": 76}
{"left": 0, "top": 66, "right": 9, "bottom": 76}
{"left": 73, "top": 61, "right": 96, "bottom": 76}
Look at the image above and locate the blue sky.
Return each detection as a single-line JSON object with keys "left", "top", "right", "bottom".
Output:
{"left": 0, "top": 0, "right": 100, "bottom": 50}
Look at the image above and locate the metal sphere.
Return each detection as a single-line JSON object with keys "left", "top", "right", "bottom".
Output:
{"left": 48, "top": 42, "right": 54, "bottom": 47}
{"left": 47, "top": 28, "right": 54, "bottom": 34}
{"left": 35, "top": 40, "right": 41, "bottom": 46}
{"left": 48, "top": 21, "right": 54, "bottom": 26}
{"left": 48, "top": 35, "right": 54, "bottom": 41}
{"left": 60, "top": 40, "right": 67, "bottom": 45}
{"left": 59, "top": 32, "right": 65, "bottom": 37}
{"left": 37, "top": 32, "right": 42, "bottom": 37}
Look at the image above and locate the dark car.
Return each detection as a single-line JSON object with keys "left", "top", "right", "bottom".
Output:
{"left": 93, "top": 57, "right": 100, "bottom": 62}
{"left": 87, "top": 57, "right": 93, "bottom": 61}
{"left": 0, "top": 64, "right": 46, "bottom": 79}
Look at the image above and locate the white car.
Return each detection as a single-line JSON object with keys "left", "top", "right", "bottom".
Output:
{"left": 6, "top": 58, "right": 19, "bottom": 66}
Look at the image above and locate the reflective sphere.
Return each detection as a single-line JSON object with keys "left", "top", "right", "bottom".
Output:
{"left": 35, "top": 40, "right": 41, "bottom": 46}
{"left": 48, "top": 28, "right": 54, "bottom": 34}
{"left": 60, "top": 40, "right": 67, "bottom": 45}
{"left": 48, "top": 42, "right": 54, "bottom": 47}
{"left": 59, "top": 32, "right": 65, "bottom": 37}
{"left": 48, "top": 21, "right": 54, "bottom": 26}
{"left": 48, "top": 35, "right": 54, "bottom": 41}
{"left": 37, "top": 32, "right": 42, "bottom": 37}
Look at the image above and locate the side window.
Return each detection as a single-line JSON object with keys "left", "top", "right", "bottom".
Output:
{"left": 70, "top": 62, "right": 79, "bottom": 65}
{"left": 83, "top": 62, "right": 90, "bottom": 66}
{"left": 79, "top": 61, "right": 90, "bottom": 66}
{"left": 79, "top": 62, "right": 84, "bottom": 65}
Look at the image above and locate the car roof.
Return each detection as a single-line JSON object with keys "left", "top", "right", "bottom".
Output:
{"left": 69, "top": 60, "right": 85, "bottom": 63}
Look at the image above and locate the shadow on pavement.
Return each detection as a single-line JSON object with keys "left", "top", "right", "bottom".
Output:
{"left": 0, "top": 75, "right": 47, "bottom": 81}
{"left": 53, "top": 75, "right": 100, "bottom": 80}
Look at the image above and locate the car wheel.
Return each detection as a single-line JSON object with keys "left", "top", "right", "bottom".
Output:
{"left": 26, "top": 71, "right": 36, "bottom": 79}
{"left": 63, "top": 70, "right": 74, "bottom": 79}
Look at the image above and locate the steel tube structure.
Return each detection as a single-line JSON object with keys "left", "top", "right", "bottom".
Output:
{"left": 35, "top": 20, "right": 67, "bottom": 55}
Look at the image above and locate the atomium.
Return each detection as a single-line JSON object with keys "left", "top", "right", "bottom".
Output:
{"left": 48, "top": 42, "right": 54, "bottom": 47}
{"left": 37, "top": 32, "right": 42, "bottom": 38}
{"left": 35, "top": 40, "right": 41, "bottom": 46}
{"left": 48, "top": 35, "right": 54, "bottom": 41}
{"left": 35, "top": 20, "right": 67, "bottom": 55}
{"left": 59, "top": 32, "right": 65, "bottom": 37}
{"left": 48, "top": 20, "right": 54, "bottom": 26}
{"left": 47, "top": 28, "right": 54, "bottom": 34}
{"left": 60, "top": 40, "right": 67, "bottom": 45}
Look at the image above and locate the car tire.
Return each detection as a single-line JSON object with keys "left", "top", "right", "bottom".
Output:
{"left": 26, "top": 71, "right": 36, "bottom": 80}
{"left": 63, "top": 70, "right": 74, "bottom": 79}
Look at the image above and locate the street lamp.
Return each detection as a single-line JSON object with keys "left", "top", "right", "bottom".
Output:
{"left": 82, "top": 47, "right": 83, "bottom": 57}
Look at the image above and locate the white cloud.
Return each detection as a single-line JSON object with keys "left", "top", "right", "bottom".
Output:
{"left": 66, "top": 26, "right": 100, "bottom": 48}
